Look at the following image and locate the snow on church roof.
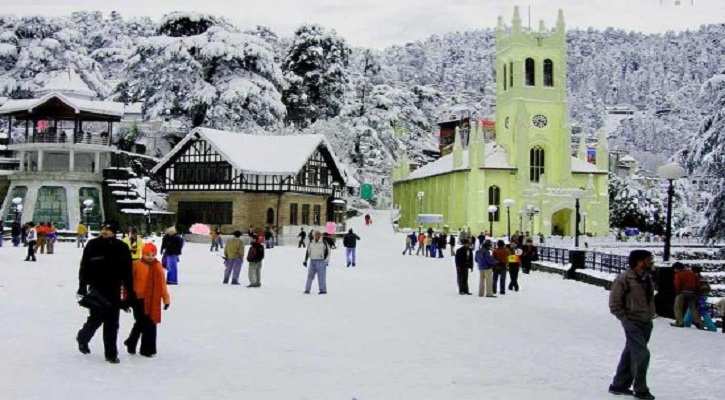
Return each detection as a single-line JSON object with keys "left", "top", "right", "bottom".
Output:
{"left": 399, "top": 142, "right": 514, "bottom": 182}
{"left": 152, "top": 127, "right": 347, "bottom": 182}
{"left": 0, "top": 92, "right": 125, "bottom": 117}
{"left": 571, "top": 157, "right": 606, "bottom": 174}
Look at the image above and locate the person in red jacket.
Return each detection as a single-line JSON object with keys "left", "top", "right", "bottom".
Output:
{"left": 670, "top": 262, "right": 704, "bottom": 329}
{"left": 124, "top": 242, "right": 171, "bottom": 357}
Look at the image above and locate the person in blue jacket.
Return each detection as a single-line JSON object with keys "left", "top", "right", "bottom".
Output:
{"left": 475, "top": 240, "right": 499, "bottom": 297}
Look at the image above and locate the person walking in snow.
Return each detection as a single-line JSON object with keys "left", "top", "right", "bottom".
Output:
{"left": 454, "top": 239, "right": 473, "bottom": 295}
{"left": 123, "top": 242, "right": 170, "bottom": 358}
{"left": 122, "top": 228, "right": 144, "bottom": 261}
{"left": 223, "top": 230, "right": 244, "bottom": 285}
{"left": 670, "top": 262, "right": 704, "bottom": 329}
{"left": 264, "top": 226, "right": 274, "bottom": 249}
{"left": 608, "top": 250, "right": 656, "bottom": 400}
{"left": 491, "top": 240, "right": 509, "bottom": 295}
{"left": 76, "top": 222, "right": 88, "bottom": 248}
{"left": 246, "top": 235, "right": 265, "bottom": 287}
{"left": 416, "top": 232, "right": 425, "bottom": 256}
{"left": 507, "top": 241, "right": 523, "bottom": 292}
{"left": 160, "top": 227, "right": 184, "bottom": 285}
{"left": 303, "top": 230, "right": 330, "bottom": 294}
{"left": 436, "top": 234, "right": 446, "bottom": 258}
{"left": 448, "top": 234, "right": 456, "bottom": 256}
{"left": 343, "top": 228, "right": 361, "bottom": 267}
{"left": 24, "top": 222, "right": 37, "bottom": 262}
{"left": 297, "top": 228, "right": 307, "bottom": 248}
{"left": 403, "top": 232, "right": 416, "bottom": 255}
{"left": 11, "top": 221, "right": 21, "bottom": 247}
{"left": 520, "top": 238, "right": 538, "bottom": 274}
{"left": 475, "top": 240, "right": 498, "bottom": 297}
{"left": 76, "top": 220, "right": 134, "bottom": 364}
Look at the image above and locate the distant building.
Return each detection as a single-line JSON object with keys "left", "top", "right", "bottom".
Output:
{"left": 151, "top": 128, "right": 348, "bottom": 233}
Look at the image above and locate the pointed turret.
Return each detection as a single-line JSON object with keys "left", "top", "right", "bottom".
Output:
{"left": 512, "top": 6, "right": 522, "bottom": 32}
{"left": 577, "top": 134, "right": 588, "bottom": 160}
{"left": 453, "top": 126, "right": 463, "bottom": 169}
{"left": 596, "top": 128, "right": 610, "bottom": 172}
{"left": 555, "top": 8, "right": 565, "bottom": 38}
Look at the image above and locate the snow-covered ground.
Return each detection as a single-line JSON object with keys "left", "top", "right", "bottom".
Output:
{"left": 1, "top": 210, "right": 724, "bottom": 400}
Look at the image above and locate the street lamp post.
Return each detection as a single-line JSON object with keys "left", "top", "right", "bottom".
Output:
{"left": 142, "top": 176, "right": 151, "bottom": 202}
{"left": 487, "top": 205, "right": 498, "bottom": 238}
{"left": 145, "top": 200, "right": 153, "bottom": 237}
{"left": 572, "top": 189, "right": 585, "bottom": 248}
{"left": 417, "top": 191, "right": 424, "bottom": 229}
{"left": 502, "top": 199, "right": 515, "bottom": 242}
{"left": 518, "top": 210, "right": 524, "bottom": 232}
{"left": 11, "top": 197, "right": 23, "bottom": 222}
{"left": 657, "top": 163, "right": 686, "bottom": 262}
{"left": 581, "top": 211, "right": 588, "bottom": 237}
{"left": 525, "top": 204, "right": 539, "bottom": 234}
{"left": 82, "top": 199, "right": 94, "bottom": 227}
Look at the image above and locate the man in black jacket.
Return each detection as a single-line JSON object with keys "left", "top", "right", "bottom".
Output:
{"left": 342, "top": 229, "right": 361, "bottom": 267}
{"left": 76, "top": 220, "right": 134, "bottom": 364}
{"left": 455, "top": 239, "right": 474, "bottom": 295}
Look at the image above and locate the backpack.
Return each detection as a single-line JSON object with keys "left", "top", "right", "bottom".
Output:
{"left": 247, "top": 246, "right": 257, "bottom": 262}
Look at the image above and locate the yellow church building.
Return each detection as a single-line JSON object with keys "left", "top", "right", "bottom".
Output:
{"left": 393, "top": 8, "right": 610, "bottom": 237}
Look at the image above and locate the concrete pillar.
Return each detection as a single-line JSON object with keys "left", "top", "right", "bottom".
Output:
{"left": 18, "top": 151, "right": 24, "bottom": 172}
{"left": 94, "top": 152, "right": 100, "bottom": 173}
{"left": 69, "top": 149, "right": 75, "bottom": 172}
{"left": 37, "top": 150, "right": 43, "bottom": 172}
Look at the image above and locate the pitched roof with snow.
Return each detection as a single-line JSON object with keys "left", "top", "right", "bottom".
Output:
{"left": 0, "top": 92, "right": 126, "bottom": 118}
{"left": 571, "top": 157, "right": 607, "bottom": 174}
{"left": 36, "top": 69, "right": 96, "bottom": 99}
{"left": 152, "top": 127, "right": 347, "bottom": 183}
{"left": 397, "top": 142, "right": 515, "bottom": 182}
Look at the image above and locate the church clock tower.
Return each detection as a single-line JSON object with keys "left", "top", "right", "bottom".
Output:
{"left": 495, "top": 7, "right": 571, "bottom": 187}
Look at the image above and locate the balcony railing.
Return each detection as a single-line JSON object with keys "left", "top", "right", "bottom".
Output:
{"left": 10, "top": 132, "right": 111, "bottom": 146}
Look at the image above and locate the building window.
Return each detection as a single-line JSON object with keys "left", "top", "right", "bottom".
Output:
{"left": 266, "top": 208, "right": 275, "bottom": 225}
{"left": 307, "top": 166, "right": 318, "bottom": 186}
{"left": 543, "top": 59, "right": 553, "bottom": 87}
{"left": 296, "top": 169, "right": 307, "bottom": 186}
{"left": 290, "top": 203, "right": 298, "bottom": 225}
{"left": 509, "top": 61, "right": 513, "bottom": 88}
{"left": 503, "top": 64, "right": 507, "bottom": 91}
{"left": 525, "top": 58, "right": 535, "bottom": 86}
{"left": 177, "top": 201, "right": 232, "bottom": 226}
{"left": 488, "top": 185, "right": 500, "bottom": 222}
{"left": 313, "top": 205, "right": 321, "bottom": 225}
{"left": 320, "top": 167, "right": 329, "bottom": 186}
{"left": 301, "top": 204, "right": 310, "bottom": 225}
{"left": 174, "top": 162, "right": 231, "bottom": 184}
{"left": 530, "top": 146, "right": 545, "bottom": 182}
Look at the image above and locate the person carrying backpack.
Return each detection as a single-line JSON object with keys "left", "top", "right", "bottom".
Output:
{"left": 342, "top": 229, "right": 361, "bottom": 267}
{"left": 303, "top": 231, "right": 330, "bottom": 294}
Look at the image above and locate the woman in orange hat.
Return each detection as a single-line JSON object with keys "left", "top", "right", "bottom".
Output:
{"left": 124, "top": 242, "right": 170, "bottom": 357}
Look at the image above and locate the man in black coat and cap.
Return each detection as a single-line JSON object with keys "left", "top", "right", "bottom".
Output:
{"left": 455, "top": 239, "right": 474, "bottom": 295}
{"left": 76, "top": 220, "right": 134, "bottom": 364}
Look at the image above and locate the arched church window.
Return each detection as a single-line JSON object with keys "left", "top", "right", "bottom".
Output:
{"left": 503, "top": 64, "right": 507, "bottom": 91}
{"left": 525, "top": 58, "right": 535, "bottom": 86}
{"left": 509, "top": 61, "right": 513, "bottom": 88}
{"left": 530, "top": 146, "right": 545, "bottom": 183}
{"left": 543, "top": 59, "right": 554, "bottom": 87}
{"left": 488, "top": 185, "right": 501, "bottom": 222}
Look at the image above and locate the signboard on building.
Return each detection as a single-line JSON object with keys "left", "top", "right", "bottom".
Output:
{"left": 587, "top": 149, "right": 597, "bottom": 164}
{"left": 361, "top": 183, "right": 374, "bottom": 200}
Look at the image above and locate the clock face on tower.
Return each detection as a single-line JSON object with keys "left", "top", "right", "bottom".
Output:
{"left": 532, "top": 114, "right": 548, "bottom": 128}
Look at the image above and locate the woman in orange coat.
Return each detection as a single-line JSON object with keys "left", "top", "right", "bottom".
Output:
{"left": 124, "top": 242, "right": 170, "bottom": 357}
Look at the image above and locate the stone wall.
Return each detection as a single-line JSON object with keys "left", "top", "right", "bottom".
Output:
{"left": 167, "top": 191, "right": 329, "bottom": 234}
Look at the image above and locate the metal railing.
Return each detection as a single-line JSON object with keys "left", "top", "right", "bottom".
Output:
{"left": 11, "top": 133, "right": 111, "bottom": 146}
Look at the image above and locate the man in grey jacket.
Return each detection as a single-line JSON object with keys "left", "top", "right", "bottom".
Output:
{"left": 303, "top": 230, "right": 330, "bottom": 294}
{"left": 608, "top": 250, "right": 656, "bottom": 400}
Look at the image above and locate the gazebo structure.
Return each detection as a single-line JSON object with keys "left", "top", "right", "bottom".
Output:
{"left": 0, "top": 70, "right": 126, "bottom": 230}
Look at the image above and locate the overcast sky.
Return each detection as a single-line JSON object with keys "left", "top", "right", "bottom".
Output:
{"left": 2, "top": 0, "right": 724, "bottom": 48}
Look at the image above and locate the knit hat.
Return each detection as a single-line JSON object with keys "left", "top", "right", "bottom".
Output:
{"left": 672, "top": 262, "right": 685, "bottom": 270}
{"left": 142, "top": 242, "right": 158, "bottom": 255}
{"left": 101, "top": 220, "right": 120, "bottom": 234}
{"left": 628, "top": 249, "right": 653, "bottom": 269}
{"left": 167, "top": 226, "right": 176, "bottom": 235}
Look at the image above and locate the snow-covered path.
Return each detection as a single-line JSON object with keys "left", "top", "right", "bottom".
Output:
{"left": 1, "top": 210, "right": 723, "bottom": 400}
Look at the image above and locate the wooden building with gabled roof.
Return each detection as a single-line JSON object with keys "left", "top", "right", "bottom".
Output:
{"left": 151, "top": 127, "right": 348, "bottom": 233}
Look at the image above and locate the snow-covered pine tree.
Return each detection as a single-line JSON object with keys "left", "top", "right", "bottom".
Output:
{"left": 281, "top": 24, "right": 351, "bottom": 128}
{"left": 116, "top": 11, "right": 285, "bottom": 130}
{"left": 685, "top": 70, "right": 725, "bottom": 240}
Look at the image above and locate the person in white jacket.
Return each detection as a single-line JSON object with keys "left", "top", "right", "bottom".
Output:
{"left": 303, "top": 230, "right": 331, "bottom": 294}
{"left": 24, "top": 222, "right": 37, "bottom": 261}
